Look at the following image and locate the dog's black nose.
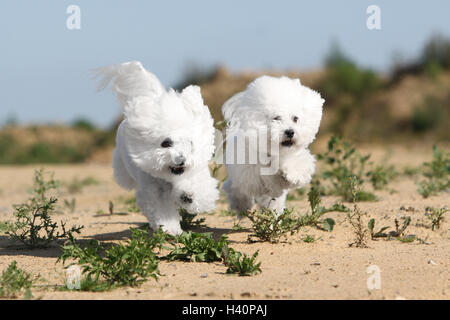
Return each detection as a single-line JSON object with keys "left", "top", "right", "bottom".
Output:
{"left": 284, "top": 129, "right": 294, "bottom": 138}
{"left": 175, "top": 155, "right": 186, "bottom": 166}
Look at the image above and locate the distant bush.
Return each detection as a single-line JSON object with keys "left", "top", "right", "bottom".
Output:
{"left": 71, "top": 118, "right": 97, "bottom": 132}
{"left": 417, "top": 145, "right": 450, "bottom": 198}
{"left": 0, "top": 124, "right": 116, "bottom": 165}
{"left": 421, "top": 34, "right": 450, "bottom": 70}
{"left": 392, "top": 34, "right": 450, "bottom": 81}
{"left": 320, "top": 44, "right": 381, "bottom": 102}
{"left": 411, "top": 95, "right": 449, "bottom": 134}
{"left": 0, "top": 138, "right": 90, "bottom": 164}
{"left": 173, "top": 63, "right": 219, "bottom": 91}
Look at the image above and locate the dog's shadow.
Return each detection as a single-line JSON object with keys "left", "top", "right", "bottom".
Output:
{"left": 0, "top": 236, "right": 102, "bottom": 259}
{"left": 0, "top": 222, "right": 249, "bottom": 258}
{"left": 188, "top": 225, "right": 249, "bottom": 243}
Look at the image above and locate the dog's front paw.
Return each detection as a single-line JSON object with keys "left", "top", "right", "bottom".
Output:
{"left": 277, "top": 171, "right": 296, "bottom": 189}
{"left": 180, "top": 193, "right": 193, "bottom": 204}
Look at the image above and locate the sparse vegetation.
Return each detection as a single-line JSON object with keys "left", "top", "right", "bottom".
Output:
{"left": 301, "top": 234, "right": 320, "bottom": 243}
{"left": 4, "top": 169, "right": 83, "bottom": 248}
{"left": 286, "top": 188, "right": 306, "bottom": 201}
{"left": 167, "top": 231, "right": 228, "bottom": 262}
{"left": 0, "top": 261, "right": 34, "bottom": 299}
{"left": 123, "top": 196, "right": 140, "bottom": 213}
{"left": 346, "top": 178, "right": 370, "bottom": 248}
{"left": 317, "top": 136, "right": 377, "bottom": 202}
{"left": 425, "top": 206, "right": 448, "bottom": 231}
{"left": 223, "top": 248, "right": 262, "bottom": 276}
{"left": 244, "top": 187, "right": 345, "bottom": 243}
{"left": 417, "top": 145, "right": 450, "bottom": 198}
{"left": 65, "top": 176, "right": 99, "bottom": 194}
{"left": 179, "top": 209, "right": 206, "bottom": 230}
{"left": 367, "top": 164, "right": 397, "bottom": 190}
{"left": 320, "top": 43, "right": 381, "bottom": 103}
{"left": 244, "top": 208, "right": 300, "bottom": 243}
{"left": 58, "top": 227, "right": 166, "bottom": 290}
{"left": 368, "top": 218, "right": 390, "bottom": 240}
{"left": 63, "top": 198, "right": 76, "bottom": 214}
{"left": 347, "top": 206, "right": 369, "bottom": 248}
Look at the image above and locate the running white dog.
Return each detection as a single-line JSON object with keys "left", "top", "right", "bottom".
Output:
{"left": 222, "top": 76, "right": 324, "bottom": 215}
{"left": 95, "top": 61, "right": 219, "bottom": 235}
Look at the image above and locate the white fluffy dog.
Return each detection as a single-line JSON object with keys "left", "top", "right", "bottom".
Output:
{"left": 222, "top": 76, "right": 324, "bottom": 215}
{"left": 95, "top": 61, "right": 219, "bottom": 235}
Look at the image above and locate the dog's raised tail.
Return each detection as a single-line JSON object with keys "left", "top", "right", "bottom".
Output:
{"left": 92, "top": 61, "right": 165, "bottom": 107}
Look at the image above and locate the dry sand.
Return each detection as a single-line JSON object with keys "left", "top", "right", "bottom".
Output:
{"left": 0, "top": 144, "right": 449, "bottom": 300}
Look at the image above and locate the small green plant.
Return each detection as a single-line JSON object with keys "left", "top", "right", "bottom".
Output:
{"left": 286, "top": 188, "right": 306, "bottom": 201}
{"left": 5, "top": 169, "right": 83, "bottom": 248}
{"left": 63, "top": 198, "right": 76, "bottom": 213}
{"left": 222, "top": 248, "right": 262, "bottom": 276}
{"left": 317, "top": 136, "right": 376, "bottom": 202}
{"left": 417, "top": 145, "right": 450, "bottom": 198}
{"left": 123, "top": 196, "right": 140, "bottom": 213}
{"left": 389, "top": 217, "right": 415, "bottom": 242}
{"left": 402, "top": 166, "right": 421, "bottom": 177}
{"left": 346, "top": 178, "right": 370, "bottom": 248}
{"left": 346, "top": 208, "right": 369, "bottom": 248}
{"left": 167, "top": 231, "right": 229, "bottom": 262}
{"left": 244, "top": 208, "right": 300, "bottom": 243}
{"left": 367, "top": 165, "right": 397, "bottom": 190}
{"left": 219, "top": 209, "right": 237, "bottom": 217}
{"left": 179, "top": 209, "right": 206, "bottom": 230}
{"left": 425, "top": 207, "right": 448, "bottom": 231}
{"left": 244, "top": 187, "right": 345, "bottom": 243}
{"left": 368, "top": 218, "right": 390, "bottom": 240}
{"left": 65, "top": 176, "right": 99, "bottom": 194}
{"left": 0, "top": 261, "right": 34, "bottom": 299}
{"left": 306, "top": 187, "right": 347, "bottom": 231}
{"left": 231, "top": 222, "right": 245, "bottom": 231}
{"left": 58, "top": 227, "right": 164, "bottom": 290}
{"left": 367, "top": 215, "right": 422, "bottom": 243}
{"left": 302, "top": 234, "right": 320, "bottom": 243}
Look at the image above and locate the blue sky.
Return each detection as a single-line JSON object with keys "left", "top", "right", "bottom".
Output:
{"left": 0, "top": 0, "right": 449, "bottom": 127}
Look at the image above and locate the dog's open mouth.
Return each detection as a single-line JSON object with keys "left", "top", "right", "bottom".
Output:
{"left": 281, "top": 139, "right": 294, "bottom": 147}
{"left": 170, "top": 166, "right": 185, "bottom": 175}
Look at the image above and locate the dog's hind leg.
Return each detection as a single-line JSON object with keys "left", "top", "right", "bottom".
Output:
{"left": 256, "top": 190, "right": 288, "bottom": 215}
{"left": 112, "top": 148, "right": 136, "bottom": 190}
{"left": 223, "top": 179, "right": 253, "bottom": 216}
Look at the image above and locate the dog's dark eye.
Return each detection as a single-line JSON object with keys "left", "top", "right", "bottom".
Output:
{"left": 292, "top": 116, "right": 299, "bottom": 123}
{"left": 273, "top": 116, "right": 281, "bottom": 121}
{"left": 161, "top": 138, "right": 173, "bottom": 148}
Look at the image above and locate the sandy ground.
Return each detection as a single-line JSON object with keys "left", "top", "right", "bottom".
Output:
{"left": 0, "top": 144, "right": 449, "bottom": 300}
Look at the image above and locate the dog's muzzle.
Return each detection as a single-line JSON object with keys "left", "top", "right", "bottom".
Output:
{"left": 281, "top": 129, "right": 295, "bottom": 147}
{"left": 170, "top": 156, "right": 186, "bottom": 175}
{"left": 281, "top": 139, "right": 295, "bottom": 147}
{"left": 170, "top": 165, "right": 185, "bottom": 175}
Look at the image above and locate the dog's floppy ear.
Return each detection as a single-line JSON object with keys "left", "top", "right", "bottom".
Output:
{"left": 180, "top": 85, "right": 205, "bottom": 114}
{"left": 222, "top": 92, "right": 244, "bottom": 121}
{"left": 123, "top": 97, "right": 155, "bottom": 132}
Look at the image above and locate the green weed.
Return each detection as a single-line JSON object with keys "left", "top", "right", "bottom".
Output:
{"left": 65, "top": 176, "right": 99, "bottom": 194}
{"left": 179, "top": 209, "right": 206, "bottom": 230}
{"left": 167, "top": 231, "right": 228, "bottom": 262}
{"left": 425, "top": 206, "right": 448, "bottom": 231}
{"left": 317, "top": 136, "right": 376, "bottom": 202}
{"left": 223, "top": 248, "right": 262, "bottom": 276}
{"left": 5, "top": 169, "right": 83, "bottom": 248}
{"left": 58, "top": 227, "right": 165, "bottom": 290}
{"left": 417, "top": 145, "right": 450, "bottom": 198}
{"left": 0, "top": 261, "right": 34, "bottom": 299}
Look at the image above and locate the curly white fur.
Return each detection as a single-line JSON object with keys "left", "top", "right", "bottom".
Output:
{"left": 222, "top": 75, "right": 324, "bottom": 215}
{"left": 95, "top": 61, "right": 219, "bottom": 235}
